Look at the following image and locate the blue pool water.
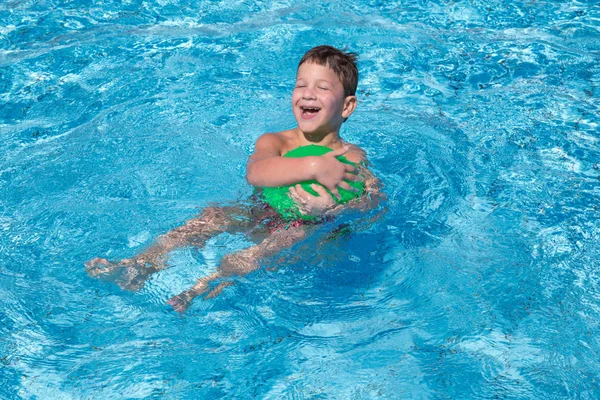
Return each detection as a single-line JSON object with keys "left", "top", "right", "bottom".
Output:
{"left": 1, "top": 0, "right": 599, "bottom": 398}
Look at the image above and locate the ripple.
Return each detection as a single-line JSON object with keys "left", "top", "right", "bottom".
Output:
{"left": 1, "top": 0, "right": 600, "bottom": 398}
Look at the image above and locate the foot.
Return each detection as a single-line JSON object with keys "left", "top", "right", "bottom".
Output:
{"left": 85, "top": 257, "right": 117, "bottom": 277}
{"left": 167, "top": 277, "right": 212, "bottom": 313}
{"left": 167, "top": 293, "right": 193, "bottom": 313}
{"left": 85, "top": 257, "right": 159, "bottom": 291}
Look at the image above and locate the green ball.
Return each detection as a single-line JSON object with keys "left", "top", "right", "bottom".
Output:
{"left": 261, "top": 144, "right": 364, "bottom": 221}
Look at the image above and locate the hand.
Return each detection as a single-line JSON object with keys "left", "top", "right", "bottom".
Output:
{"left": 313, "top": 146, "right": 360, "bottom": 200}
{"left": 289, "top": 184, "right": 336, "bottom": 217}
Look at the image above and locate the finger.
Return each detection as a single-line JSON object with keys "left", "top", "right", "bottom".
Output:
{"left": 338, "top": 181, "right": 359, "bottom": 193}
{"left": 291, "top": 184, "right": 312, "bottom": 202}
{"left": 311, "top": 184, "right": 332, "bottom": 198}
{"left": 288, "top": 186, "right": 302, "bottom": 203}
{"left": 344, "top": 172, "right": 361, "bottom": 182}
{"left": 311, "top": 184, "right": 336, "bottom": 204}
{"left": 329, "top": 187, "right": 341, "bottom": 201}
{"left": 329, "top": 145, "right": 349, "bottom": 158}
{"left": 295, "top": 184, "right": 314, "bottom": 199}
{"left": 344, "top": 163, "right": 357, "bottom": 173}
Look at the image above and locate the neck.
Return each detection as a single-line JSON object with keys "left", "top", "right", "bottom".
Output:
{"left": 294, "top": 127, "right": 343, "bottom": 148}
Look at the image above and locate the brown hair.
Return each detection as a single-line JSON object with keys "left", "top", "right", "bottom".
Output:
{"left": 298, "top": 45, "right": 359, "bottom": 97}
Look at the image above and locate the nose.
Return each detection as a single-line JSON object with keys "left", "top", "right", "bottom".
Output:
{"left": 301, "top": 87, "right": 316, "bottom": 100}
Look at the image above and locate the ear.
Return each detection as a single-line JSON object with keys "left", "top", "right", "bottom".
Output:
{"left": 342, "top": 95, "right": 357, "bottom": 119}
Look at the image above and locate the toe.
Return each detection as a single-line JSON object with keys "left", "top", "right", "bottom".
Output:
{"left": 85, "top": 258, "right": 111, "bottom": 276}
{"left": 167, "top": 296, "right": 189, "bottom": 313}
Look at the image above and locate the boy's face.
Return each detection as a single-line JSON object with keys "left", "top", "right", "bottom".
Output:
{"left": 292, "top": 62, "right": 356, "bottom": 136}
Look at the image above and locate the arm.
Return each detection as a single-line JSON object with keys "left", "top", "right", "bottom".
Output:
{"left": 339, "top": 162, "right": 384, "bottom": 212}
{"left": 245, "top": 134, "right": 318, "bottom": 187}
{"left": 246, "top": 134, "right": 358, "bottom": 195}
{"left": 327, "top": 145, "right": 385, "bottom": 211}
{"left": 289, "top": 153, "right": 384, "bottom": 216}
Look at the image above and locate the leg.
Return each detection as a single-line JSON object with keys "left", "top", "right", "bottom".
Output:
{"left": 168, "top": 226, "right": 307, "bottom": 312}
{"left": 85, "top": 205, "right": 254, "bottom": 291}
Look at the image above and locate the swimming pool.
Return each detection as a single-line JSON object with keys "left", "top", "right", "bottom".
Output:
{"left": 1, "top": 0, "right": 599, "bottom": 397}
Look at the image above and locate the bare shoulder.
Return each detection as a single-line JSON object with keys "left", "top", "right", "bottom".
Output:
{"left": 343, "top": 143, "right": 367, "bottom": 164}
{"left": 250, "top": 132, "right": 286, "bottom": 162}
{"left": 343, "top": 142, "right": 381, "bottom": 190}
{"left": 345, "top": 144, "right": 383, "bottom": 201}
{"left": 253, "top": 129, "right": 300, "bottom": 152}
{"left": 254, "top": 132, "right": 284, "bottom": 149}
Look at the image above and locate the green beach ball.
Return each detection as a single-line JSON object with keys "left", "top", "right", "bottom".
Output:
{"left": 261, "top": 144, "right": 365, "bottom": 221}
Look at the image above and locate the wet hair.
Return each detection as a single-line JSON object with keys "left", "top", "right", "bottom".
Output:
{"left": 298, "top": 45, "right": 358, "bottom": 97}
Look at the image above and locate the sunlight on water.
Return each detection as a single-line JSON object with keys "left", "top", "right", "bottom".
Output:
{"left": 1, "top": 0, "right": 600, "bottom": 398}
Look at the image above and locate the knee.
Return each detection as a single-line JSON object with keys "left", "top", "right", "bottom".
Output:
{"left": 219, "top": 253, "right": 258, "bottom": 276}
{"left": 200, "top": 206, "right": 230, "bottom": 226}
{"left": 179, "top": 207, "right": 227, "bottom": 231}
{"left": 201, "top": 206, "right": 221, "bottom": 219}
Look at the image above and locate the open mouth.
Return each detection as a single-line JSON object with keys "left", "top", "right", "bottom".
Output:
{"left": 300, "top": 106, "right": 321, "bottom": 118}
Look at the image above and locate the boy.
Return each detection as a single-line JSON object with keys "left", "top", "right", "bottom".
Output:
{"left": 86, "top": 45, "right": 379, "bottom": 312}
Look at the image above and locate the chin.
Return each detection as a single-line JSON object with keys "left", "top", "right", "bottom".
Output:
{"left": 295, "top": 114, "right": 338, "bottom": 136}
